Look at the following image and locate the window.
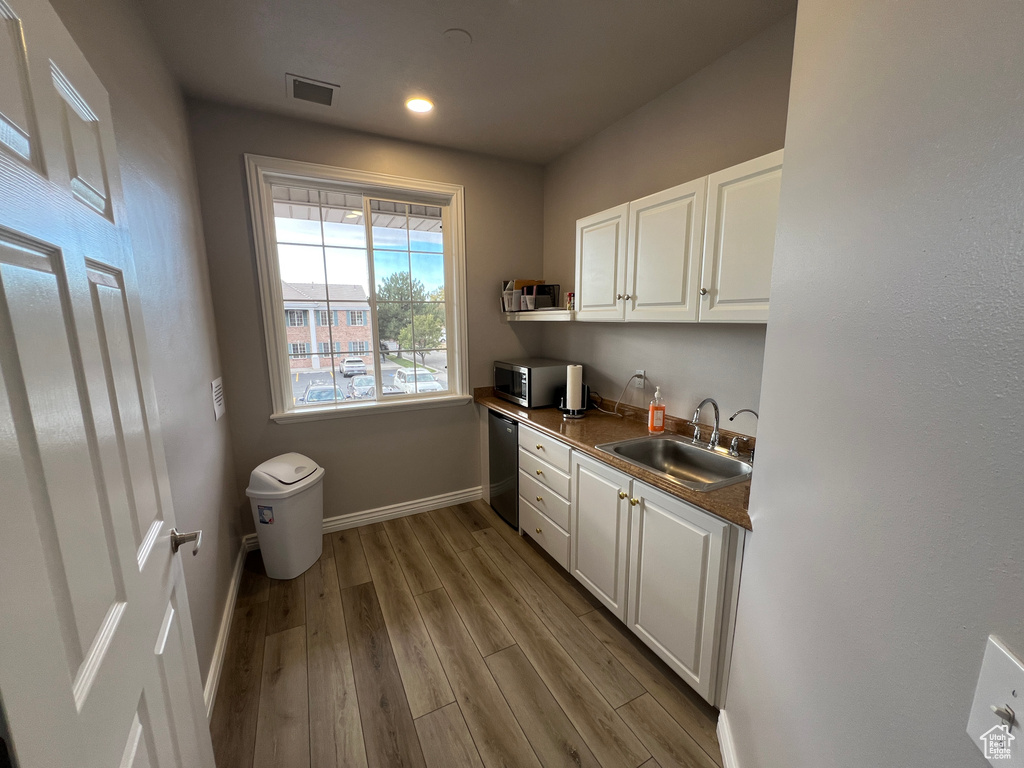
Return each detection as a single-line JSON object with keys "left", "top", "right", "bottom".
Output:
{"left": 247, "top": 155, "right": 469, "bottom": 420}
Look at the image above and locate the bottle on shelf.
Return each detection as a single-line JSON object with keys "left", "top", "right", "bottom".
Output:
{"left": 648, "top": 386, "right": 666, "bottom": 434}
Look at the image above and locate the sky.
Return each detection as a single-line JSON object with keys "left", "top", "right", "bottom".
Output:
{"left": 275, "top": 217, "right": 445, "bottom": 295}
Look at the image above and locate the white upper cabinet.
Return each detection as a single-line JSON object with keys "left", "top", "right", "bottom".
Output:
{"left": 574, "top": 203, "right": 629, "bottom": 320}
{"left": 572, "top": 149, "right": 782, "bottom": 324}
{"left": 624, "top": 178, "right": 707, "bottom": 322}
{"left": 698, "top": 149, "right": 784, "bottom": 323}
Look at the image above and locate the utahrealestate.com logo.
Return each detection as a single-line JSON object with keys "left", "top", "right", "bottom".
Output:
{"left": 980, "top": 723, "right": 1015, "bottom": 760}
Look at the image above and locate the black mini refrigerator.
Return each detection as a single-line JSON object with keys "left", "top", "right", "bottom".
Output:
{"left": 488, "top": 411, "right": 519, "bottom": 528}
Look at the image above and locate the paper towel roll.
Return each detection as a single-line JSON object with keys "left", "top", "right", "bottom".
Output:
{"left": 566, "top": 365, "right": 583, "bottom": 410}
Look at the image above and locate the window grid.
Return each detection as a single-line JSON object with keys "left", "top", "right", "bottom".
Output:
{"left": 286, "top": 309, "right": 307, "bottom": 327}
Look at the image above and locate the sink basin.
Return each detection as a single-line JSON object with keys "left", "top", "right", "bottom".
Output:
{"left": 595, "top": 434, "right": 752, "bottom": 492}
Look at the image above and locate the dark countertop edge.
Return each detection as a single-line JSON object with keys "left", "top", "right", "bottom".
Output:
{"left": 474, "top": 388, "right": 753, "bottom": 531}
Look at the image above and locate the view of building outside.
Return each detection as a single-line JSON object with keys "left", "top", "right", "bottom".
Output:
{"left": 273, "top": 186, "right": 450, "bottom": 404}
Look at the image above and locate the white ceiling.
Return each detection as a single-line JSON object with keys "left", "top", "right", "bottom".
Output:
{"left": 137, "top": 0, "right": 796, "bottom": 164}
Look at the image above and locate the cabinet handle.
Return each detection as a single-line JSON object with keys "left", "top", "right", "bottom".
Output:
{"left": 630, "top": 498, "right": 639, "bottom": 506}
{"left": 536, "top": 496, "right": 543, "bottom": 502}
{"left": 624, "top": 293, "right": 632, "bottom": 300}
{"left": 536, "top": 469, "right": 543, "bottom": 475}
{"left": 700, "top": 287, "right": 708, "bottom": 296}
{"left": 618, "top": 490, "right": 627, "bottom": 499}
{"left": 536, "top": 444, "right": 543, "bottom": 450}
{"left": 616, "top": 293, "right": 623, "bottom": 300}
{"left": 536, "top": 527, "right": 542, "bottom": 534}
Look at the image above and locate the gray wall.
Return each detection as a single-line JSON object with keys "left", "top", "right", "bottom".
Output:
{"left": 187, "top": 101, "right": 544, "bottom": 528}
{"left": 49, "top": 0, "right": 242, "bottom": 685}
{"left": 535, "top": 16, "right": 795, "bottom": 427}
{"left": 726, "top": 1, "right": 1024, "bottom": 765}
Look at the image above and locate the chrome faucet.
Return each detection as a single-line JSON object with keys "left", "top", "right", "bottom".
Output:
{"left": 728, "top": 409, "right": 759, "bottom": 460}
{"left": 691, "top": 398, "right": 720, "bottom": 449}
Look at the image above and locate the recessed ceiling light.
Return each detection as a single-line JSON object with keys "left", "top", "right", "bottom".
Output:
{"left": 406, "top": 98, "right": 434, "bottom": 113}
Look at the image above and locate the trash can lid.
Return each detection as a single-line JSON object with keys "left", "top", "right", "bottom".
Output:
{"left": 246, "top": 453, "right": 323, "bottom": 498}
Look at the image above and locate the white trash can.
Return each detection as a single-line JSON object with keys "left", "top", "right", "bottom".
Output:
{"left": 245, "top": 452, "right": 325, "bottom": 579}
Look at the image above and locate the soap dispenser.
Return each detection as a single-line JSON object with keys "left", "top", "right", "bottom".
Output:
{"left": 648, "top": 386, "right": 666, "bottom": 434}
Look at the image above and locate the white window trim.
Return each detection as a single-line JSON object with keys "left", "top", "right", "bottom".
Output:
{"left": 245, "top": 154, "right": 471, "bottom": 422}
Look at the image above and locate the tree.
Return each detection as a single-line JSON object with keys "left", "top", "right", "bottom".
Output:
{"left": 398, "top": 312, "right": 443, "bottom": 365}
{"left": 374, "top": 272, "right": 418, "bottom": 344}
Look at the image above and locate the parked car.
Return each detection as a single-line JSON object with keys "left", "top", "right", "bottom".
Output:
{"left": 349, "top": 375, "right": 403, "bottom": 399}
{"left": 392, "top": 369, "right": 444, "bottom": 394}
{"left": 348, "top": 375, "right": 376, "bottom": 399}
{"left": 297, "top": 383, "right": 347, "bottom": 404}
{"left": 340, "top": 356, "right": 367, "bottom": 377}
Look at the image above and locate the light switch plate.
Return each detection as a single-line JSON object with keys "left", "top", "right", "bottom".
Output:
{"left": 967, "top": 635, "right": 1023, "bottom": 765}
{"left": 212, "top": 377, "right": 225, "bottom": 421}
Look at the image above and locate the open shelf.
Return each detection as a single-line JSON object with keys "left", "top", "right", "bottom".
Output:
{"left": 504, "top": 310, "right": 576, "bottom": 322}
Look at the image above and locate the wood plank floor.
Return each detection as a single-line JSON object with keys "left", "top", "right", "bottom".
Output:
{"left": 211, "top": 502, "right": 722, "bottom": 768}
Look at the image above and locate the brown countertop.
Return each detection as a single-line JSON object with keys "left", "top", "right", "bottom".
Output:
{"left": 475, "top": 389, "right": 753, "bottom": 531}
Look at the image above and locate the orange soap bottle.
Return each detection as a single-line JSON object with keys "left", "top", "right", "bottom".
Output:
{"left": 648, "top": 386, "right": 666, "bottom": 433}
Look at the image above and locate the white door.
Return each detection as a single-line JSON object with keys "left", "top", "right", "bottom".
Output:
{"left": 626, "top": 481, "right": 729, "bottom": 702}
{"left": 570, "top": 453, "right": 631, "bottom": 619}
{"left": 574, "top": 203, "right": 628, "bottom": 321}
{"left": 0, "top": 2, "right": 215, "bottom": 767}
{"left": 699, "top": 149, "right": 784, "bottom": 323}
{"left": 624, "top": 177, "right": 706, "bottom": 322}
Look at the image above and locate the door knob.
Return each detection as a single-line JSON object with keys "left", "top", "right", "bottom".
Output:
{"left": 170, "top": 528, "right": 203, "bottom": 556}
{"left": 616, "top": 294, "right": 623, "bottom": 300}
{"left": 536, "top": 528, "right": 542, "bottom": 534}
{"left": 700, "top": 287, "right": 708, "bottom": 296}
{"left": 536, "top": 469, "right": 543, "bottom": 475}
{"left": 624, "top": 294, "right": 632, "bottom": 300}
{"left": 536, "top": 496, "right": 543, "bottom": 502}
{"left": 629, "top": 498, "right": 639, "bottom": 507}
{"left": 618, "top": 491, "right": 627, "bottom": 499}
{"left": 536, "top": 444, "right": 543, "bottom": 450}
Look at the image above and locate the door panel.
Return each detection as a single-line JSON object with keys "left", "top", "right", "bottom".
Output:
{"left": 625, "top": 178, "right": 706, "bottom": 322}
{"left": 0, "top": 1, "right": 215, "bottom": 766}
{"left": 699, "top": 149, "right": 783, "bottom": 322}
{"left": 575, "top": 204, "right": 628, "bottom": 321}
{"left": 627, "top": 481, "right": 729, "bottom": 702}
{"left": 570, "top": 453, "right": 630, "bottom": 619}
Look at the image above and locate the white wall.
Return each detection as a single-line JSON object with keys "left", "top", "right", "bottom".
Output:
{"left": 49, "top": 0, "right": 242, "bottom": 687}
{"left": 535, "top": 17, "right": 795, "bottom": 430}
{"left": 725, "top": 1, "right": 1024, "bottom": 765}
{"left": 187, "top": 100, "right": 545, "bottom": 528}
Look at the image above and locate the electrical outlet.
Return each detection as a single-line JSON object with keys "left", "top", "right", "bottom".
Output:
{"left": 635, "top": 369, "right": 645, "bottom": 389}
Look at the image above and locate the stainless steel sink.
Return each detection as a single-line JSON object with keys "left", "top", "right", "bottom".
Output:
{"left": 595, "top": 434, "right": 752, "bottom": 492}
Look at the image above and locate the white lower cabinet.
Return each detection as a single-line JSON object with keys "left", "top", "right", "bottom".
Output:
{"left": 626, "top": 480, "right": 730, "bottom": 702}
{"left": 516, "top": 426, "right": 741, "bottom": 706}
{"left": 570, "top": 453, "right": 632, "bottom": 619}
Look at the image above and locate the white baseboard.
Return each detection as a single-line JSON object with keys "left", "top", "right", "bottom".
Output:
{"left": 241, "top": 485, "right": 483, "bottom": 551}
{"left": 718, "top": 709, "right": 741, "bottom": 768}
{"left": 203, "top": 542, "right": 247, "bottom": 720}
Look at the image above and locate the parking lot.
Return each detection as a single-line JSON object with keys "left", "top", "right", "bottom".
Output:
{"left": 290, "top": 351, "right": 449, "bottom": 402}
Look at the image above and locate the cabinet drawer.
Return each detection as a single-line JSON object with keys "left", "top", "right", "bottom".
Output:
{"left": 519, "top": 499, "right": 569, "bottom": 570}
{"left": 518, "top": 448, "right": 571, "bottom": 499}
{"left": 519, "top": 470, "right": 570, "bottom": 530}
{"left": 518, "top": 425, "right": 571, "bottom": 473}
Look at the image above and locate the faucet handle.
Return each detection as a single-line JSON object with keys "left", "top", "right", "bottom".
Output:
{"left": 730, "top": 436, "right": 754, "bottom": 461}
{"left": 692, "top": 425, "right": 702, "bottom": 444}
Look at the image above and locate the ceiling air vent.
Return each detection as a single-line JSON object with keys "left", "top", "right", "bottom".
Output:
{"left": 285, "top": 74, "right": 339, "bottom": 107}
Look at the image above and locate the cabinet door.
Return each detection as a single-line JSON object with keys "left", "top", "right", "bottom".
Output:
{"left": 570, "top": 453, "right": 631, "bottom": 618}
{"left": 627, "top": 481, "right": 729, "bottom": 702}
{"left": 699, "top": 149, "right": 783, "bottom": 323}
{"left": 624, "top": 178, "right": 707, "bottom": 322}
{"left": 575, "top": 204, "right": 629, "bottom": 321}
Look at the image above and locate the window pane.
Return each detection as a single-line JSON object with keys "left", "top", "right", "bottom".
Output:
{"left": 371, "top": 201, "right": 410, "bottom": 250}
{"left": 373, "top": 250, "right": 411, "bottom": 301}
{"left": 410, "top": 251, "right": 445, "bottom": 296}
{"left": 321, "top": 205, "right": 366, "bottom": 248}
{"left": 409, "top": 228, "right": 443, "bottom": 253}
{"left": 273, "top": 186, "right": 324, "bottom": 245}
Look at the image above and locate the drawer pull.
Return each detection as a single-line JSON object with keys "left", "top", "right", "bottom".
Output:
{"left": 536, "top": 527, "right": 542, "bottom": 534}
{"left": 536, "top": 496, "right": 543, "bottom": 502}
{"left": 536, "top": 443, "right": 543, "bottom": 450}
{"left": 618, "top": 490, "right": 627, "bottom": 499}
{"left": 630, "top": 498, "right": 639, "bottom": 506}
{"left": 536, "top": 469, "right": 543, "bottom": 475}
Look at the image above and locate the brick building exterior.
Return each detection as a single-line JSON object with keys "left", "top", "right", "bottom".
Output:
{"left": 282, "top": 282, "right": 373, "bottom": 371}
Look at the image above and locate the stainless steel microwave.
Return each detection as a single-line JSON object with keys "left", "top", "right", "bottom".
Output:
{"left": 493, "top": 358, "right": 572, "bottom": 408}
